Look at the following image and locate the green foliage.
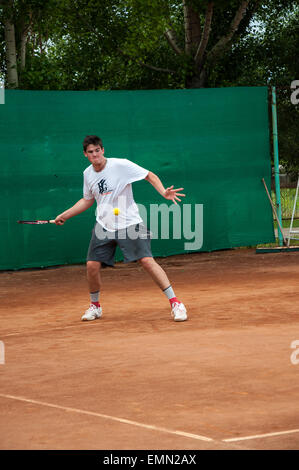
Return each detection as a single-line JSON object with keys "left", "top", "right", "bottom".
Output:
{"left": 0, "top": 0, "right": 298, "bottom": 171}
{"left": 276, "top": 88, "right": 299, "bottom": 177}
{"left": 209, "top": 3, "right": 299, "bottom": 172}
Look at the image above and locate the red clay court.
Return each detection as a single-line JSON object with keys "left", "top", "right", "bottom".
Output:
{"left": 0, "top": 248, "right": 299, "bottom": 450}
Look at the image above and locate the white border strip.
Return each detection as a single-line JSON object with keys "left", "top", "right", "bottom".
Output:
{"left": 0, "top": 393, "right": 213, "bottom": 443}
{"left": 223, "top": 429, "right": 299, "bottom": 442}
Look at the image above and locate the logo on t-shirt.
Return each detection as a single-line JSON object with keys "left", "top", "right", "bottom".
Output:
{"left": 98, "top": 178, "right": 113, "bottom": 195}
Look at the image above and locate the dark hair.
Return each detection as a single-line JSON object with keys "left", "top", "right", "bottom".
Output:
{"left": 83, "top": 135, "right": 103, "bottom": 151}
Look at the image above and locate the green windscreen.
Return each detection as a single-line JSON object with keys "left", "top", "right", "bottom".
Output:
{"left": 0, "top": 87, "right": 274, "bottom": 270}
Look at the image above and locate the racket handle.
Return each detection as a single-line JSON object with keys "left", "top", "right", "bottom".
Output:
{"left": 49, "top": 219, "right": 56, "bottom": 224}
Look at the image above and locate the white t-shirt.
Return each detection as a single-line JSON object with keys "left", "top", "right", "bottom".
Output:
{"left": 83, "top": 158, "right": 149, "bottom": 231}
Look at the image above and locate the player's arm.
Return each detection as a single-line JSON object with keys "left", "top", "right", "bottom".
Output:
{"left": 55, "top": 198, "right": 95, "bottom": 225}
{"left": 145, "top": 171, "right": 185, "bottom": 205}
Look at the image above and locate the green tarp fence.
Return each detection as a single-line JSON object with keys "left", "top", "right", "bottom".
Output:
{"left": 0, "top": 87, "right": 274, "bottom": 270}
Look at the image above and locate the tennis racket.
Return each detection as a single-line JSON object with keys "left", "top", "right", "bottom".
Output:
{"left": 17, "top": 219, "right": 56, "bottom": 225}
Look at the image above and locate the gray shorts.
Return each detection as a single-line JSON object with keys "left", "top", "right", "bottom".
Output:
{"left": 87, "top": 223, "right": 153, "bottom": 267}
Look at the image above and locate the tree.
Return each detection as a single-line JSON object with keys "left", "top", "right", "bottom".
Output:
{"left": 119, "top": 0, "right": 265, "bottom": 88}
{"left": 0, "top": 0, "right": 59, "bottom": 88}
{"left": 1, "top": 0, "right": 18, "bottom": 87}
{"left": 210, "top": 1, "right": 299, "bottom": 175}
{"left": 1, "top": 0, "right": 297, "bottom": 172}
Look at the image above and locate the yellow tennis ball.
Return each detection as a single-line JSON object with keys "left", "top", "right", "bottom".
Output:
{"left": 113, "top": 207, "right": 120, "bottom": 216}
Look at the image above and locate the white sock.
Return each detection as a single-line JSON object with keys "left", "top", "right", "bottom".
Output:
{"left": 90, "top": 291, "right": 100, "bottom": 304}
{"left": 163, "top": 285, "right": 175, "bottom": 300}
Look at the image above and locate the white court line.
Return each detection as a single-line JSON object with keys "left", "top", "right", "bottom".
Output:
{"left": 223, "top": 429, "right": 299, "bottom": 442}
{"left": 0, "top": 393, "right": 213, "bottom": 443}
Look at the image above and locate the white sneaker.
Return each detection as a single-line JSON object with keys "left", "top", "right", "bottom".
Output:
{"left": 171, "top": 302, "right": 187, "bottom": 322}
{"left": 81, "top": 304, "right": 102, "bottom": 321}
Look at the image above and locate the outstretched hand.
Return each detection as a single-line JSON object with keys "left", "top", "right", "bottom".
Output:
{"left": 163, "top": 186, "right": 186, "bottom": 205}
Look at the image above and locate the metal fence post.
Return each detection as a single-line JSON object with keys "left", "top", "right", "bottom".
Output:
{"left": 271, "top": 86, "right": 283, "bottom": 246}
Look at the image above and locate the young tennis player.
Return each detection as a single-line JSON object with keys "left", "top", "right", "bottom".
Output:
{"left": 55, "top": 135, "right": 187, "bottom": 322}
